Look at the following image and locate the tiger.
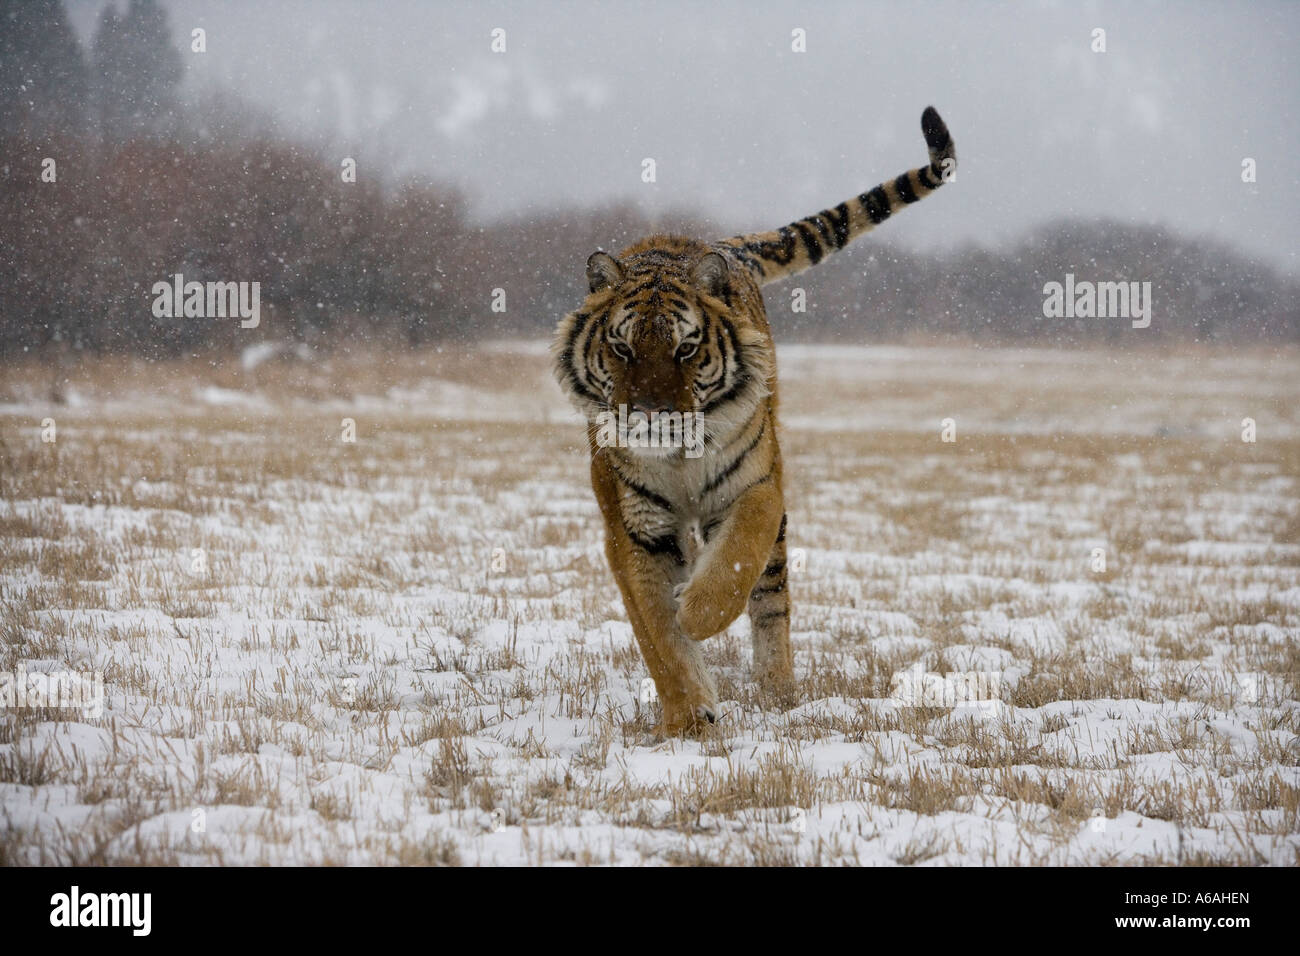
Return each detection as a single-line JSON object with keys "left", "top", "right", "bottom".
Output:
{"left": 552, "top": 107, "right": 956, "bottom": 736}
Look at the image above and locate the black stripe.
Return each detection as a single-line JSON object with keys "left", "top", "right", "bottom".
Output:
{"left": 561, "top": 312, "right": 606, "bottom": 407}
{"left": 752, "top": 608, "right": 789, "bottom": 627}
{"left": 718, "top": 405, "right": 762, "bottom": 453}
{"left": 626, "top": 528, "right": 684, "bottom": 564}
{"left": 751, "top": 580, "right": 787, "bottom": 596}
{"left": 731, "top": 470, "right": 774, "bottom": 501}
{"left": 824, "top": 204, "right": 851, "bottom": 248}
{"left": 747, "top": 228, "right": 798, "bottom": 267}
{"left": 623, "top": 281, "right": 657, "bottom": 299}
{"left": 568, "top": 378, "right": 603, "bottom": 407}
{"left": 695, "top": 323, "right": 726, "bottom": 389}
{"left": 763, "top": 557, "right": 786, "bottom": 577}
{"left": 809, "top": 214, "right": 835, "bottom": 250}
{"left": 791, "top": 221, "right": 824, "bottom": 265}
{"left": 695, "top": 366, "right": 724, "bottom": 390}
{"left": 557, "top": 313, "right": 589, "bottom": 385}
{"left": 703, "top": 420, "right": 766, "bottom": 495}
{"left": 700, "top": 318, "right": 744, "bottom": 410}
{"left": 727, "top": 245, "right": 758, "bottom": 271}
{"left": 591, "top": 348, "right": 611, "bottom": 389}
{"left": 559, "top": 309, "right": 591, "bottom": 367}
{"left": 695, "top": 339, "right": 731, "bottom": 392}
{"left": 859, "top": 186, "right": 891, "bottom": 224}
{"left": 894, "top": 172, "right": 919, "bottom": 204}
{"left": 583, "top": 314, "right": 608, "bottom": 391}
{"left": 917, "top": 165, "right": 941, "bottom": 189}
{"left": 624, "top": 276, "right": 680, "bottom": 299}
{"left": 776, "top": 513, "right": 787, "bottom": 543}
{"left": 609, "top": 462, "right": 674, "bottom": 513}
{"left": 700, "top": 369, "right": 751, "bottom": 414}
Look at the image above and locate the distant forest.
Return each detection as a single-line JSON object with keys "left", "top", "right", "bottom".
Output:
{"left": 2, "top": 0, "right": 1296, "bottom": 357}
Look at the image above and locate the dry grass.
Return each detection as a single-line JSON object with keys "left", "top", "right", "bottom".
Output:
{"left": 0, "top": 342, "right": 1297, "bottom": 865}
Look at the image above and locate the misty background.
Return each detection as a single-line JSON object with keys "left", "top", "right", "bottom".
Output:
{"left": 2, "top": 0, "right": 1297, "bottom": 354}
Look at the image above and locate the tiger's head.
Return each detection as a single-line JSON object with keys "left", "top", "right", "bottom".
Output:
{"left": 552, "top": 242, "right": 773, "bottom": 458}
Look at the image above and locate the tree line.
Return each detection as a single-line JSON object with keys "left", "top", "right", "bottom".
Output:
{"left": 1, "top": 0, "right": 1295, "bottom": 357}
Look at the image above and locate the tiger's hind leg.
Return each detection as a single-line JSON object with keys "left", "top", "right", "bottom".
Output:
{"left": 748, "top": 513, "right": 794, "bottom": 698}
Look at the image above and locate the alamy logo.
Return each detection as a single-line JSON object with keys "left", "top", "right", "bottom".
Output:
{"left": 151, "top": 273, "right": 260, "bottom": 328}
{"left": 1, "top": 666, "right": 103, "bottom": 718}
{"left": 1042, "top": 273, "right": 1151, "bottom": 329}
{"left": 594, "top": 405, "right": 704, "bottom": 458}
{"left": 50, "top": 886, "right": 151, "bottom": 936}
{"left": 888, "top": 663, "right": 1003, "bottom": 717}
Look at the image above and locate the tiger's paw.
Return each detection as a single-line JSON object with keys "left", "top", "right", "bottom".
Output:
{"left": 660, "top": 700, "right": 719, "bottom": 738}
{"left": 675, "top": 581, "right": 745, "bottom": 642}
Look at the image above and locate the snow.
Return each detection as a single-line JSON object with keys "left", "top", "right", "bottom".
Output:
{"left": 1, "top": 344, "right": 1296, "bottom": 865}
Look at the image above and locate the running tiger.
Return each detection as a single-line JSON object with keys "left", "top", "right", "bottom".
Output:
{"left": 553, "top": 107, "right": 957, "bottom": 736}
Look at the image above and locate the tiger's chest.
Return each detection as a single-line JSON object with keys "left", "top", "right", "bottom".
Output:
{"left": 610, "top": 411, "right": 777, "bottom": 562}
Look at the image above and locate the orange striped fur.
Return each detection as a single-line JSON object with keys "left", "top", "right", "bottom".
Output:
{"left": 553, "top": 108, "right": 956, "bottom": 735}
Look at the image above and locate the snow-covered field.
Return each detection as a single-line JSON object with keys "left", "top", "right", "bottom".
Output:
{"left": 1, "top": 343, "right": 1297, "bottom": 865}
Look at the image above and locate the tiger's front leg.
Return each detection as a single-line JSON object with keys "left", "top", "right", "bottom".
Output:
{"left": 606, "top": 536, "right": 720, "bottom": 735}
{"left": 676, "top": 478, "right": 785, "bottom": 643}
{"left": 592, "top": 459, "right": 719, "bottom": 736}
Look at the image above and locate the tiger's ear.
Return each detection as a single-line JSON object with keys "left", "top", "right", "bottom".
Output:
{"left": 586, "top": 251, "right": 623, "bottom": 293}
{"left": 691, "top": 252, "right": 730, "bottom": 298}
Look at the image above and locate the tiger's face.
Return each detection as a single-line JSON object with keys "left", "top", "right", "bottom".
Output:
{"left": 553, "top": 247, "right": 773, "bottom": 457}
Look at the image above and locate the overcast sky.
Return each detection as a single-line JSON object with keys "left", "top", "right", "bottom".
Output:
{"left": 68, "top": 0, "right": 1299, "bottom": 274}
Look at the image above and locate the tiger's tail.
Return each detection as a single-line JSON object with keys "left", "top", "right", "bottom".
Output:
{"left": 718, "top": 106, "right": 956, "bottom": 287}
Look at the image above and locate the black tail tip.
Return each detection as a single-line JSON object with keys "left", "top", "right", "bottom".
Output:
{"left": 921, "top": 106, "right": 951, "bottom": 151}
